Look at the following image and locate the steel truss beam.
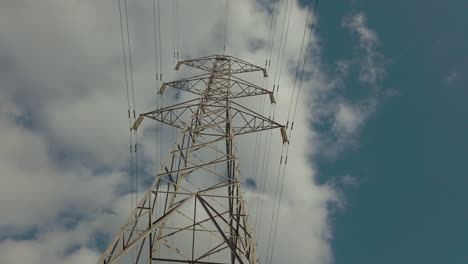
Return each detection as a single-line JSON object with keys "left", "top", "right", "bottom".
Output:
{"left": 175, "top": 55, "right": 268, "bottom": 77}
{"left": 160, "top": 74, "right": 274, "bottom": 101}
{"left": 140, "top": 99, "right": 284, "bottom": 139}
{"left": 98, "top": 55, "right": 286, "bottom": 264}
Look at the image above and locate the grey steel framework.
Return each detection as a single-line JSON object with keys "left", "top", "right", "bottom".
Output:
{"left": 98, "top": 55, "right": 287, "bottom": 264}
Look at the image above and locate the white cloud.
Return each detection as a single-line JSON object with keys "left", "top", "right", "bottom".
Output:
{"left": 333, "top": 103, "right": 366, "bottom": 134}
{"left": 444, "top": 71, "right": 461, "bottom": 84}
{"left": 307, "top": 11, "right": 386, "bottom": 159}
{"left": 342, "top": 12, "right": 385, "bottom": 85}
{"left": 341, "top": 174, "right": 358, "bottom": 187}
{"left": 0, "top": 97, "right": 127, "bottom": 234}
{"left": 0, "top": 0, "right": 387, "bottom": 263}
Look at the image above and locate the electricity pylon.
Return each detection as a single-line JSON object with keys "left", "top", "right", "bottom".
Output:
{"left": 98, "top": 55, "right": 288, "bottom": 264}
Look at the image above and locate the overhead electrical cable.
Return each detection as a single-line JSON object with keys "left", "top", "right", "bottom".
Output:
{"left": 152, "top": 0, "right": 162, "bottom": 179}
{"left": 265, "top": 0, "right": 280, "bottom": 67}
{"left": 177, "top": 0, "right": 180, "bottom": 59}
{"left": 223, "top": 0, "right": 230, "bottom": 54}
{"left": 255, "top": 0, "right": 291, "bottom": 248}
{"left": 290, "top": 0, "right": 319, "bottom": 131}
{"left": 274, "top": 0, "right": 294, "bottom": 93}
{"left": 264, "top": 0, "right": 294, "bottom": 258}
{"left": 250, "top": 1, "right": 281, "bottom": 238}
{"left": 122, "top": 0, "right": 136, "bottom": 212}
{"left": 116, "top": 0, "right": 133, "bottom": 217}
{"left": 272, "top": 0, "right": 291, "bottom": 90}
{"left": 253, "top": 0, "right": 288, "bottom": 245}
{"left": 250, "top": 0, "right": 280, "bottom": 223}
{"left": 118, "top": 0, "right": 138, "bottom": 261}
{"left": 157, "top": 0, "right": 163, "bottom": 169}
{"left": 269, "top": 1, "right": 319, "bottom": 263}
{"left": 123, "top": 0, "right": 136, "bottom": 116}
{"left": 266, "top": 0, "right": 281, "bottom": 69}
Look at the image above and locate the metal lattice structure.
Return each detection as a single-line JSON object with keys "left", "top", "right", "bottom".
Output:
{"left": 98, "top": 55, "right": 287, "bottom": 264}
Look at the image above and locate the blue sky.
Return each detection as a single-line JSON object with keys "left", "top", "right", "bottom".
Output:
{"left": 0, "top": 0, "right": 466, "bottom": 263}
{"left": 316, "top": 0, "right": 467, "bottom": 263}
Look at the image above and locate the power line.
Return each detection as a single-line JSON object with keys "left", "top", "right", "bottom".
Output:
{"left": 255, "top": 0, "right": 292, "bottom": 255}
{"left": 264, "top": 0, "right": 294, "bottom": 258}
{"left": 123, "top": 0, "right": 136, "bottom": 116}
{"left": 157, "top": 0, "right": 163, "bottom": 172}
{"left": 272, "top": 0, "right": 292, "bottom": 88}
{"left": 266, "top": 0, "right": 281, "bottom": 69}
{"left": 223, "top": 0, "right": 230, "bottom": 54}
{"left": 291, "top": 1, "right": 319, "bottom": 126}
{"left": 117, "top": 0, "right": 134, "bottom": 218}
{"left": 269, "top": 1, "right": 320, "bottom": 263}
{"left": 274, "top": 0, "right": 294, "bottom": 93}
{"left": 265, "top": 0, "right": 280, "bottom": 67}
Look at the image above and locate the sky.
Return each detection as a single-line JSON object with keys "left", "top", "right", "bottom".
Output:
{"left": 0, "top": 0, "right": 466, "bottom": 264}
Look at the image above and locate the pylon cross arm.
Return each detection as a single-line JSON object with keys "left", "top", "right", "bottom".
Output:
{"left": 176, "top": 55, "right": 268, "bottom": 77}
{"left": 140, "top": 99, "right": 202, "bottom": 130}
{"left": 138, "top": 99, "right": 285, "bottom": 142}
{"left": 161, "top": 75, "right": 272, "bottom": 100}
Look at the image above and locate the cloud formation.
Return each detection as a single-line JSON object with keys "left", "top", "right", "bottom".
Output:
{"left": 342, "top": 11, "right": 385, "bottom": 85}
{"left": 0, "top": 1, "right": 386, "bottom": 263}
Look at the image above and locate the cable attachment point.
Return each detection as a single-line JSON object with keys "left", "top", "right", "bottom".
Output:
{"left": 280, "top": 127, "right": 289, "bottom": 144}
{"left": 159, "top": 83, "right": 167, "bottom": 94}
{"left": 132, "top": 115, "right": 144, "bottom": 131}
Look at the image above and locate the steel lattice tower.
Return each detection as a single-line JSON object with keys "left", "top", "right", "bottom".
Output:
{"left": 98, "top": 55, "right": 288, "bottom": 264}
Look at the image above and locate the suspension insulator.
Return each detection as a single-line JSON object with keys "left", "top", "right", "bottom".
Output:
{"left": 159, "top": 83, "right": 167, "bottom": 94}
{"left": 281, "top": 127, "right": 289, "bottom": 144}
{"left": 269, "top": 92, "right": 276, "bottom": 104}
{"left": 132, "top": 115, "right": 144, "bottom": 131}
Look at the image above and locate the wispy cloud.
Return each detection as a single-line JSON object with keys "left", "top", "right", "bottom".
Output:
{"left": 342, "top": 12, "right": 385, "bottom": 85}
{"left": 444, "top": 71, "right": 461, "bottom": 84}
{"left": 341, "top": 174, "right": 358, "bottom": 187}
{"left": 307, "top": 11, "right": 387, "bottom": 159}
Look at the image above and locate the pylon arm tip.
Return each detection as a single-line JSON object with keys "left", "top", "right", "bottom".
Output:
{"left": 269, "top": 92, "right": 276, "bottom": 104}
{"left": 132, "top": 115, "right": 144, "bottom": 131}
{"left": 159, "top": 83, "right": 167, "bottom": 94}
{"left": 280, "top": 127, "right": 288, "bottom": 144}
{"left": 263, "top": 69, "right": 268, "bottom": 78}
{"left": 175, "top": 62, "right": 181, "bottom": 70}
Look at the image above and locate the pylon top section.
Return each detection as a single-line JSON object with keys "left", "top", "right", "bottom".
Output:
{"left": 175, "top": 55, "right": 269, "bottom": 78}
{"left": 138, "top": 55, "right": 288, "bottom": 143}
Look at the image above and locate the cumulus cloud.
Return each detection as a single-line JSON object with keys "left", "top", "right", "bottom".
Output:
{"left": 0, "top": 0, "right": 387, "bottom": 263}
